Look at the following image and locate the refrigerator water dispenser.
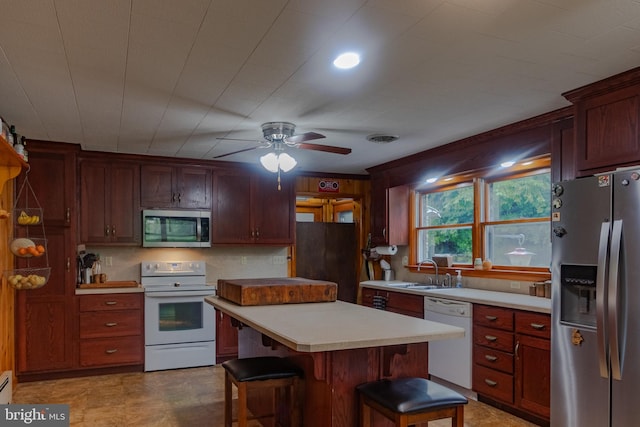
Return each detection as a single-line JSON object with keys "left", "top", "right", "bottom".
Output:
{"left": 560, "top": 264, "right": 597, "bottom": 328}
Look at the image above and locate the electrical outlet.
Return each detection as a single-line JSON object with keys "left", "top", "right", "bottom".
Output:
{"left": 510, "top": 281, "right": 521, "bottom": 289}
{"left": 105, "top": 256, "right": 113, "bottom": 267}
{"left": 402, "top": 256, "right": 409, "bottom": 266}
{"left": 273, "top": 256, "right": 287, "bottom": 265}
{"left": 241, "top": 256, "right": 247, "bottom": 265}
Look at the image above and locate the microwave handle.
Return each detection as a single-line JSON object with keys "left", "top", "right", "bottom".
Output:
{"left": 197, "top": 217, "right": 202, "bottom": 241}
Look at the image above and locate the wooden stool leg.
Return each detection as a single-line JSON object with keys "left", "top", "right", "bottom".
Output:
{"left": 290, "top": 377, "right": 301, "bottom": 427}
{"left": 237, "top": 382, "right": 248, "bottom": 427}
{"left": 453, "top": 404, "right": 464, "bottom": 427}
{"left": 359, "top": 396, "right": 370, "bottom": 427}
{"left": 224, "top": 371, "right": 232, "bottom": 427}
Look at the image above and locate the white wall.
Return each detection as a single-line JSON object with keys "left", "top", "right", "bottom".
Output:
{"left": 86, "top": 246, "right": 289, "bottom": 286}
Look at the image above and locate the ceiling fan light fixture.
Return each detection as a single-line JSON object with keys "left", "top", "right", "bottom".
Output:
{"left": 261, "top": 122, "right": 296, "bottom": 142}
{"left": 278, "top": 152, "right": 297, "bottom": 172}
{"left": 260, "top": 152, "right": 280, "bottom": 173}
{"left": 260, "top": 152, "right": 297, "bottom": 173}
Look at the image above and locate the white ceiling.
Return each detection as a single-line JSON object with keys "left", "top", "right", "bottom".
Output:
{"left": 1, "top": 0, "right": 639, "bottom": 174}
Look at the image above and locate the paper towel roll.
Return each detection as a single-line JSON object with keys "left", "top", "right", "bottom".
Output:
{"left": 373, "top": 245, "right": 397, "bottom": 255}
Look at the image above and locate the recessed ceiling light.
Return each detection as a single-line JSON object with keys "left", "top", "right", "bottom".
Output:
{"left": 426, "top": 177, "right": 437, "bottom": 184}
{"left": 500, "top": 161, "right": 515, "bottom": 168}
{"left": 333, "top": 52, "right": 360, "bottom": 69}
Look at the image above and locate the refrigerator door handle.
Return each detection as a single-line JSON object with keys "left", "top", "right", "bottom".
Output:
{"left": 596, "top": 221, "right": 610, "bottom": 378}
{"left": 609, "top": 219, "right": 623, "bottom": 380}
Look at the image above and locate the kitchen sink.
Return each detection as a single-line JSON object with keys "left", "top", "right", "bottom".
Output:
{"left": 384, "top": 282, "right": 444, "bottom": 290}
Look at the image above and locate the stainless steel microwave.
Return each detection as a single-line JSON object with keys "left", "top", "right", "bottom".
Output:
{"left": 142, "top": 209, "right": 211, "bottom": 247}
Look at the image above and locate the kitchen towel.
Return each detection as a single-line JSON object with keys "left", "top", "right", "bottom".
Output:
{"left": 373, "top": 245, "right": 398, "bottom": 256}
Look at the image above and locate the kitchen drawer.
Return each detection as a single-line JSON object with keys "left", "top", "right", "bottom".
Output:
{"left": 515, "top": 311, "right": 551, "bottom": 339}
{"left": 474, "top": 325, "right": 514, "bottom": 352}
{"left": 79, "top": 310, "right": 142, "bottom": 339}
{"left": 474, "top": 305, "right": 514, "bottom": 331}
{"left": 474, "top": 344, "right": 514, "bottom": 374}
{"left": 386, "top": 290, "right": 424, "bottom": 314}
{"left": 361, "top": 288, "right": 375, "bottom": 307}
{"left": 79, "top": 294, "right": 142, "bottom": 312}
{"left": 79, "top": 336, "right": 143, "bottom": 367}
{"left": 474, "top": 364, "right": 514, "bottom": 404}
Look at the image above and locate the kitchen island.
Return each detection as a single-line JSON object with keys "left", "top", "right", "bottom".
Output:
{"left": 206, "top": 296, "right": 464, "bottom": 427}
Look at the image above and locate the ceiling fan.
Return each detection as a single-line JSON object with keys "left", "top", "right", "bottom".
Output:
{"left": 213, "top": 121, "right": 352, "bottom": 162}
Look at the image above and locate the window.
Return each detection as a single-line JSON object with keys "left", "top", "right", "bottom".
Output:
{"left": 416, "top": 184, "right": 474, "bottom": 264}
{"left": 412, "top": 158, "right": 551, "bottom": 273}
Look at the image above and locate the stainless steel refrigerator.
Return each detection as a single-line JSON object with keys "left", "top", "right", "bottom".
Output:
{"left": 551, "top": 169, "right": 640, "bottom": 426}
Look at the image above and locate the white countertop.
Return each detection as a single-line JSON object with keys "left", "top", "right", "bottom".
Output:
{"left": 206, "top": 296, "right": 464, "bottom": 353}
{"left": 360, "top": 281, "right": 551, "bottom": 314}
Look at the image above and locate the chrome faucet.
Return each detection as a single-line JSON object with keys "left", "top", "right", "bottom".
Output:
{"left": 417, "top": 259, "right": 438, "bottom": 285}
{"left": 444, "top": 273, "right": 452, "bottom": 287}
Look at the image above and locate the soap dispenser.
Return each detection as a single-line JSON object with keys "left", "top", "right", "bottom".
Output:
{"left": 455, "top": 270, "right": 463, "bottom": 288}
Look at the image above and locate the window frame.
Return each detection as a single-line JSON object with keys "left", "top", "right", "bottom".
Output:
{"left": 408, "top": 157, "right": 551, "bottom": 281}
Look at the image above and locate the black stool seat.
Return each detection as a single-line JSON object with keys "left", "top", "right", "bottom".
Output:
{"left": 222, "top": 356, "right": 303, "bottom": 382}
{"left": 357, "top": 377, "right": 468, "bottom": 413}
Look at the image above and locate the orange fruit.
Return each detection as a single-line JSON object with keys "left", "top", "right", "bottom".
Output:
{"left": 36, "top": 245, "right": 45, "bottom": 254}
{"left": 27, "top": 246, "right": 39, "bottom": 256}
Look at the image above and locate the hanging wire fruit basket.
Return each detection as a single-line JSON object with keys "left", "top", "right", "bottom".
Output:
{"left": 5, "top": 171, "right": 50, "bottom": 290}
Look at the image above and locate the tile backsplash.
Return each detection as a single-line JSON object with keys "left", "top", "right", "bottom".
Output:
{"left": 84, "top": 245, "right": 289, "bottom": 286}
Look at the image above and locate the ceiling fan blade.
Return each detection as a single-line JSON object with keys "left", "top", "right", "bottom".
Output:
{"left": 285, "top": 132, "right": 325, "bottom": 143}
{"left": 297, "top": 143, "right": 351, "bottom": 155}
{"left": 213, "top": 146, "right": 260, "bottom": 159}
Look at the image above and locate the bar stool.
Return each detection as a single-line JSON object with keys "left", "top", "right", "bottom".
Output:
{"left": 356, "top": 377, "right": 468, "bottom": 427}
{"left": 222, "top": 356, "right": 303, "bottom": 427}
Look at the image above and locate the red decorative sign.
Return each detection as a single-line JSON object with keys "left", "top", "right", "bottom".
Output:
{"left": 318, "top": 180, "right": 339, "bottom": 193}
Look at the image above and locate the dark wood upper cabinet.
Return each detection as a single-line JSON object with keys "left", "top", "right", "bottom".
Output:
{"left": 371, "top": 176, "right": 409, "bottom": 247}
{"left": 79, "top": 159, "right": 140, "bottom": 244}
{"left": 212, "top": 169, "right": 294, "bottom": 244}
{"left": 140, "top": 164, "right": 211, "bottom": 209}
{"left": 563, "top": 67, "right": 640, "bottom": 175}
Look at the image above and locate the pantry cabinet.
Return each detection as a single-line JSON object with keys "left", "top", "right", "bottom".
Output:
{"left": 15, "top": 142, "right": 78, "bottom": 378}
{"left": 78, "top": 293, "right": 144, "bottom": 368}
{"left": 472, "top": 304, "right": 550, "bottom": 425}
{"left": 140, "top": 164, "right": 211, "bottom": 209}
{"left": 79, "top": 159, "right": 140, "bottom": 244}
{"left": 212, "top": 169, "right": 295, "bottom": 244}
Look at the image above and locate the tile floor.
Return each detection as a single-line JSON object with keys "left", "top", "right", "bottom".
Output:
{"left": 12, "top": 366, "right": 537, "bottom": 426}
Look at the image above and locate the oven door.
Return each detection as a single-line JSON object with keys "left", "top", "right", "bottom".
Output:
{"left": 144, "top": 290, "right": 216, "bottom": 345}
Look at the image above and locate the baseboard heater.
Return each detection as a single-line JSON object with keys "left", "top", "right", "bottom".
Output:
{"left": 0, "top": 371, "right": 12, "bottom": 404}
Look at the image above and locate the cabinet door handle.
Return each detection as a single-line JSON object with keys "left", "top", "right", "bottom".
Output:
{"left": 484, "top": 379, "right": 498, "bottom": 387}
{"left": 172, "top": 193, "right": 176, "bottom": 202}
{"left": 177, "top": 193, "right": 181, "bottom": 203}
{"left": 255, "top": 228, "right": 259, "bottom": 238}
{"left": 105, "top": 301, "right": 118, "bottom": 306}
{"left": 530, "top": 323, "right": 546, "bottom": 330}
{"left": 485, "top": 335, "right": 497, "bottom": 342}
{"left": 484, "top": 354, "right": 498, "bottom": 362}
{"left": 66, "top": 207, "right": 70, "bottom": 223}
{"left": 112, "top": 225, "right": 116, "bottom": 236}
{"left": 105, "top": 225, "right": 110, "bottom": 236}
{"left": 66, "top": 257, "right": 71, "bottom": 272}
{"left": 515, "top": 341, "right": 520, "bottom": 359}
{"left": 105, "top": 349, "right": 118, "bottom": 354}
{"left": 485, "top": 315, "right": 497, "bottom": 321}
{"left": 105, "top": 322, "right": 118, "bottom": 327}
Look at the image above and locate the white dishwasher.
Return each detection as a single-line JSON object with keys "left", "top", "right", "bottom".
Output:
{"left": 424, "top": 296, "right": 473, "bottom": 389}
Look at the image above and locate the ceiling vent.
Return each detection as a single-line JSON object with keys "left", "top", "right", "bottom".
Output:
{"left": 366, "top": 134, "right": 399, "bottom": 144}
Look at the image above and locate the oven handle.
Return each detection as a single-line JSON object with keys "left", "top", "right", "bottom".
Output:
{"left": 145, "top": 290, "right": 216, "bottom": 298}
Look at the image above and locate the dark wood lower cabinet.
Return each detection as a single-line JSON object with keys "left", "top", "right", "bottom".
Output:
{"left": 473, "top": 304, "right": 550, "bottom": 426}
{"left": 215, "top": 310, "right": 238, "bottom": 362}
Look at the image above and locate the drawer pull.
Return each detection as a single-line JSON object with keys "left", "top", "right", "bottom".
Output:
{"left": 530, "top": 323, "right": 546, "bottom": 330}
{"left": 485, "top": 335, "right": 497, "bottom": 342}
{"left": 105, "top": 349, "right": 118, "bottom": 354}
{"left": 105, "top": 322, "right": 118, "bottom": 327}
{"left": 484, "top": 354, "right": 498, "bottom": 362}
{"left": 484, "top": 379, "right": 498, "bottom": 387}
{"left": 104, "top": 301, "right": 118, "bottom": 306}
{"left": 485, "top": 315, "right": 497, "bottom": 321}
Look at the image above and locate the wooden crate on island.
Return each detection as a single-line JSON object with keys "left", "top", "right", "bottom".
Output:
{"left": 217, "top": 277, "right": 337, "bottom": 306}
